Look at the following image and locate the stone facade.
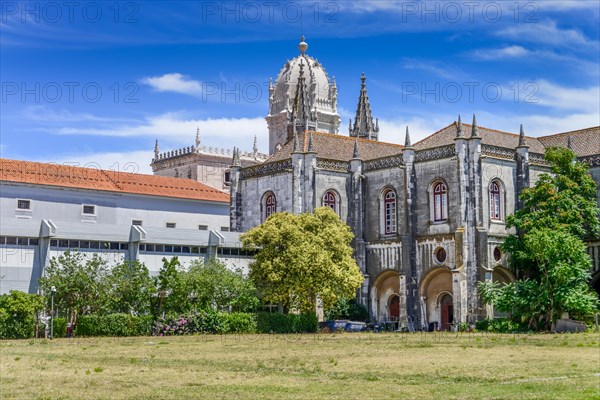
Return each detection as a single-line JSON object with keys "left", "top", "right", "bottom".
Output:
{"left": 151, "top": 130, "right": 268, "bottom": 191}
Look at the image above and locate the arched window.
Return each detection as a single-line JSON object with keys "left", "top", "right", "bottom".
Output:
{"left": 383, "top": 189, "right": 397, "bottom": 235}
{"left": 433, "top": 181, "right": 448, "bottom": 222}
{"left": 263, "top": 192, "right": 276, "bottom": 221}
{"left": 322, "top": 191, "right": 338, "bottom": 215}
{"left": 489, "top": 181, "right": 502, "bottom": 221}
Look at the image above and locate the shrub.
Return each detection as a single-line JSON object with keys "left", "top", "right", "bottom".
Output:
{"left": 325, "top": 299, "right": 369, "bottom": 322}
{"left": 76, "top": 314, "right": 153, "bottom": 337}
{"left": 475, "top": 318, "right": 525, "bottom": 333}
{"left": 0, "top": 291, "right": 44, "bottom": 339}
{"left": 256, "top": 312, "right": 318, "bottom": 333}
{"left": 227, "top": 313, "right": 257, "bottom": 333}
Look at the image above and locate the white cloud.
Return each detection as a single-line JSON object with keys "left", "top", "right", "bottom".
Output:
{"left": 471, "top": 45, "right": 529, "bottom": 60}
{"left": 141, "top": 73, "right": 203, "bottom": 96}
{"left": 496, "top": 20, "right": 597, "bottom": 47}
{"left": 530, "top": 81, "right": 600, "bottom": 113}
{"left": 55, "top": 112, "right": 268, "bottom": 152}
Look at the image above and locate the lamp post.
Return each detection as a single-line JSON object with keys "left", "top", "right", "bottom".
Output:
{"left": 50, "top": 286, "right": 56, "bottom": 339}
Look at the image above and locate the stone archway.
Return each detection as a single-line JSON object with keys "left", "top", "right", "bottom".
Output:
{"left": 420, "top": 268, "right": 453, "bottom": 331}
{"left": 371, "top": 270, "right": 401, "bottom": 322}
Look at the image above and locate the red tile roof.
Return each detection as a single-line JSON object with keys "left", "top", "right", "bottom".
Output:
{"left": 267, "top": 131, "right": 404, "bottom": 162}
{"left": 537, "top": 126, "right": 600, "bottom": 158}
{"left": 0, "top": 158, "right": 229, "bottom": 203}
{"left": 413, "top": 122, "right": 547, "bottom": 154}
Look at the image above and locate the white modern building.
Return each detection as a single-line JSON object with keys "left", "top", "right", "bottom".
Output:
{"left": 0, "top": 159, "right": 252, "bottom": 294}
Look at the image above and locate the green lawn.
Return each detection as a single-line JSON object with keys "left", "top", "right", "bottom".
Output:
{"left": 1, "top": 332, "right": 599, "bottom": 399}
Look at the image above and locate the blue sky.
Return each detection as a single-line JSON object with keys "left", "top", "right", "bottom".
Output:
{"left": 1, "top": 0, "right": 599, "bottom": 174}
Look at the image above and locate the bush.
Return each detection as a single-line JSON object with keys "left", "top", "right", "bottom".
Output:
{"left": 256, "top": 312, "right": 318, "bottom": 333}
{"left": 227, "top": 313, "right": 257, "bottom": 333}
{"left": 0, "top": 291, "right": 44, "bottom": 339}
{"left": 153, "top": 311, "right": 257, "bottom": 335}
{"left": 76, "top": 314, "right": 153, "bottom": 337}
{"left": 475, "top": 318, "right": 525, "bottom": 333}
{"left": 325, "top": 299, "right": 369, "bottom": 322}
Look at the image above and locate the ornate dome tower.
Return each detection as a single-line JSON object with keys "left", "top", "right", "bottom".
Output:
{"left": 266, "top": 36, "right": 341, "bottom": 154}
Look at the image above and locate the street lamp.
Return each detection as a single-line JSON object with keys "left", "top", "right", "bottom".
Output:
{"left": 50, "top": 286, "right": 56, "bottom": 339}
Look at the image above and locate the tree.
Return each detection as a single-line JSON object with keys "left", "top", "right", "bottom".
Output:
{"left": 241, "top": 207, "right": 364, "bottom": 313}
{"left": 503, "top": 147, "right": 599, "bottom": 278}
{"left": 0, "top": 291, "right": 45, "bottom": 339}
{"left": 185, "top": 259, "right": 259, "bottom": 312}
{"left": 481, "top": 228, "right": 597, "bottom": 329}
{"left": 481, "top": 148, "right": 599, "bottom": 330}
{"left": 106, "top": 261, "right": 155, "bottom": 315}
{"left": 39, "top": 251, "right": 109, "bottom": 325}
{"left": 153, "top": 256, "right": 188, "bottom": 316}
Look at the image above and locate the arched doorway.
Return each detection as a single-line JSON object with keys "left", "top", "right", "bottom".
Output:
{"left": 439, "top": 293, "right": 453, "bottom": 330}
{"left": 389, "top": 295, "right": 400, "bottom": 321}
{"left": 372, "top": 270, "right": 401, "bottom": 322}
{"left": 419, "top": 268, "right": 453, "bottom": 330}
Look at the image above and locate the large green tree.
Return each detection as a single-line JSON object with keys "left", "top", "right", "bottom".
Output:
{"left": 241, "top": 207, "right": 364, "bottom": 313}
{"left": 481, "top": 147, "right": 599, "bottom": 330}
{"left": 39, "top": 251, "right": 110, "bottom": 325}
{"left": 185, "top": 259, "right": 259, "bottom": 312}
{"left": 503, "top": 147, "right": 599, "bottom": 278}
{"left": 106, "top": 261, "right": 155, "bottom": 315}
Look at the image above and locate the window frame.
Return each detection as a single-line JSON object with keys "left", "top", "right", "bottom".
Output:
{"left": 17, "top": 199, "right": 31, "bottom": 210}
{"left": 489, "top": 180, "right": 502, "bottom": 221}
{"left": 82, "top": 205, "right": 96, "bottom": 215}
{"left": 322, "top": 190, "right": 339, "bottom": 216}
{"left": 263, "top": 192, "right": 276, "bottom": 221}
{"left": 382, "top": 188, "right": 397, "bottom": 235}
{"left": 432, "top": 181, "right": 448, "bottom": 223}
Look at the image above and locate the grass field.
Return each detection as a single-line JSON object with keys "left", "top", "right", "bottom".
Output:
{"left": 1, "top": 332, "right": 599, "bottom": 400}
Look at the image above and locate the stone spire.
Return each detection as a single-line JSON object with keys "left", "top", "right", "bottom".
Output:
{"left": 404, "top": 126, "right": 412, "bottom": 147}
{"left": 470, "top": 114, "right": 480, "bottom": 138}
{"left": 350, "top": 72, "right": 379, "bottom": 141}
{"left": 195, "top": 127, "right": 201, "bottom": 149}
{"left": 154, "top": 139, "right": 159, "bottom": 159}
{"left": 567, "top": 133, "right": 573, "bottom": 150}
{"left": 518, "top": 124, "right": 528, "bottom": 147}
{"left": 307, "top": 131, "right": 315, "bottom": 152}
{"left": 292, "top": 131, "right": 300, "bottom": 153}
{"left": 353, "top": 136, "right": 360, "bottom": 158}
{"left": 232, "top": 147, "right": 241, "bottom": 167}
{"left": 288, "top": 60, "right": 316, "bottom": 136}
{"left": 456, "top": 114, "right": 464, "bottom": 138}
{"left": 253, "top": 135, "right": 258, "bottom": 157}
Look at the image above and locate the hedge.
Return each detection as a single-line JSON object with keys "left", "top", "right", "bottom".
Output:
{"left": 76, "top": 314, "right": 153, "bottom": 337}
{"left": 256, "top": 312, "right": 318, "bottom": 333}
{"left": 153, "top": 311, "right": 257, "bottom": 335}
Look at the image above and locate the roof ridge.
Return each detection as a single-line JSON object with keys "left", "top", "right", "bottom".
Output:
{"left": 311, "top": 131, "right": 404, "bottom": 148}
{"left": 538, "top": 126, "right": 600, "bottom": 139}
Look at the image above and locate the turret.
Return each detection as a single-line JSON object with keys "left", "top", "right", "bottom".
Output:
{"left": 350, "top": 72, "right": 379, "bottom": 141}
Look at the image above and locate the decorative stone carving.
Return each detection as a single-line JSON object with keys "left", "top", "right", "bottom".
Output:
{"left": 364, "top": 155, "right": 404, "bottom": 172}
{"left": 415, "top": 145, "right": 455, "bottom": 162}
